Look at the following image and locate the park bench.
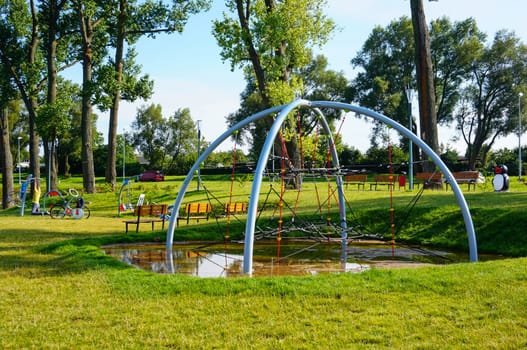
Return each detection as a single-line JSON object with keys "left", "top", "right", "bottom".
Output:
{"left": 177, "top": 202, "right": 212, "bottom": 226}
{"left": 343, "top": 174, "right": 367, "bottom": 190}
{"left": 445, "top": 171, "right": 484, "bottom": 191}
{"left": 370, "top": 175, "right": 404, "bottom": 190}
{"left": 123, "top": 204, "right": 168, "bottom": 234}
{"left": 415, "top": 172, "right": 443, "bottom": 189}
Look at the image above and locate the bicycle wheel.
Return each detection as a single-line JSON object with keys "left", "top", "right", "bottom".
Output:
{"left": 83, "top": 206, "right": 91, "bottom": 219}
{"left": 50, "top": 205, "right": 66, "bottom": 219}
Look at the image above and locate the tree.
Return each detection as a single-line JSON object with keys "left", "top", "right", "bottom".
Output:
{"left": 213, "top": 0, "right": 336, "bottom": 164}
{"left": 0, "top": 0, "right": 43, "bottom": 189}
{"left": 36, "top": 79, "right": 82, "bottom": 178}
{"left": 130, "top": 104, "right": 167, "bottom": 169}
{"left": 298, "top": 54, "right": 349, "bottom": 124}
{"left": 74, "top": 0, "right": 111, "bottom": 193}
{"left": 0, "top": 107, "right": 15, "bottom": 209}
{"left": 53, "top": 82, "right": 102, "bottom": 177}
{"left": 0, "top": 13, "right": 20, "bottom": 208}
{"left": 164, "top": 108, "right": 198, "bottom": 174}
{"left": 430, "top": 18, "right": 485, "bottom": 124}
{"left": 456, "top": 31, "right": 527, "bottom": 170}
{"left": 39, "top": 0, "right": 79, "bottom": 191}
{"left": 350, "top": 16, "right": 485, "bottom": 148}
{"left": 102, "top": 0, "right": 211, "bottom": 190}
{"left": 410, "top": 0, "right": 439, "bottom": 162}
{"left": 339, "top": 145, "right": 363, "bottom": 167}
{"left": 131, "top": 105, "right": 201, "bottom": 175}
{"left": 350, "top": 17, "right": 415, "bottom": 147}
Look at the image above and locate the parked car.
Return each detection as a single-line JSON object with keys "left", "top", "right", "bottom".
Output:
{"left": 139, "top": 170, "right": 164, "bottom": 182}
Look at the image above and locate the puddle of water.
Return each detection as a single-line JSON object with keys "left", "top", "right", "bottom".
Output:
{"left": 103, "top": 240, "right": 468, "bottom": 278}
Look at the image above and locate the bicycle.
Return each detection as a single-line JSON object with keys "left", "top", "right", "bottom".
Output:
{"left": 49, "top": 188, "right": 91, "bottom": 219}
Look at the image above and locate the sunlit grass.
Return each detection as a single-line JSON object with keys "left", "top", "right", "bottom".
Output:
{"left": 0, "top": 175, "right": 526, "bottom": 348}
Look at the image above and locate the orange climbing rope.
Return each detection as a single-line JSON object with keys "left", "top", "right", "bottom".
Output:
{"left": 224, "top": 130, "right": 239, "bottom": 242}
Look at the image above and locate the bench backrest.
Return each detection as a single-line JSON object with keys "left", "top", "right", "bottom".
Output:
{"left": 185, "top": 203, "right": 212, "bottom": 214}
{"left": 452, "top": 171, "right": 479, "bottom": 179}
{"left": 134, "top": 204, "right": 168, "bottom": 217}
{"left": 225, "top": 202, "right": 246, "bottom": 214}
{"left": 374, "top": 175, "right": 396, "bottom": 183}
{"left": 344, "top": 174, "right": 367, "bottom": 182}
{"left": 416, "top": 172, "right": 443, "bottom": 181}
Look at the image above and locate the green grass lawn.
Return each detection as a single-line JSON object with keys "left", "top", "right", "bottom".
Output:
{"left": 0, "top": 175, "right": 526, "bottom": 348}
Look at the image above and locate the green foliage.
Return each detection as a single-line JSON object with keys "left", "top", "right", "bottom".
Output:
{"left": 456, "top": 30, "right": 527, "bottom": 169}
{"left": 94, "top": 48, "right": 154, "bottom": 110}
{"left": 130, "top": 104, "right": 202, "bottom": 174}
{"left": 430, "top": 17, "right": 485, "bottom": 124}
{"left": 351, "top": 17, "right": 414, "bottom": 115}
{"left": 164, "top": 108, "right": 199, "bottom": 174}
{"left": 130, "top": 103, "right": 166, "bottom": 169}
{"left": 365, "top": 145, "right": 407, "bottom": 167}
{"left": 339, "top": 145, "right": 364, "bottom": 166}
{"left": 215, "top": 0, "right": 334, "bottom": 77}
{"left": 206, "top": 150, "right": 248, "bottom": 167}
{"left": 35, "top": 79, "right": 80, "bottom": 140}
{"left": 351, "top": 17, "right": 487, "bottom": 148}
{"left": 488, "top": 146, "right": 526, "bottom": 176}
{"left": 214, "top": 0, "right": 339, "bottom": 159}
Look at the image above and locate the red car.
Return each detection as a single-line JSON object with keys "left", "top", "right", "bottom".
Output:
{"left": 139, "top": 170, "right": 165, "bottom": 182}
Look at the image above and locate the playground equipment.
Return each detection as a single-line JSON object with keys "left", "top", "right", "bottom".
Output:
{"left": 11, "top": 174, "right": 35, "bottom": 216}
{"left": 165, "top": 100, "right": 478, "bottom": 276}
{"left": 492, "top": 164, "right": 510, "bottom": 192}
{"left": 118, "top": 179, "right": 133, "bottom": 216}
{"left": 117, "top": 178, "right": 146, "bottom": 216}
{"left": 49, "top": 188, "right": 90, "bottom": 219}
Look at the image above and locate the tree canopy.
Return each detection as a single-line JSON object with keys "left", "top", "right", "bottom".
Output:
{"left": 349, "top": 16, "right": 527, "bottom": 170}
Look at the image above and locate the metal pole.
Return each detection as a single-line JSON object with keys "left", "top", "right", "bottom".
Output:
{"left": 519, "top": 92, "right": 523, "bottom": 181}
{"left": 406, "top": 89, "right": 415, "bottom": 190}
{"left": 122, "top": 131, "right": 126, "bottom": 182}
{"left": 47, "top": 141, "right": 52, "bottom": 191}
{"left": 17, "top": 136, "right": 22, "bottom": 184}
{"left": 197, "top": 120, "right": 202, "bottom": 191}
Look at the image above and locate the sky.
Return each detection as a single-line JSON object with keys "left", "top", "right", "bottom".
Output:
{"left": 91, "top": 0, "right": 527, "bottom": 154}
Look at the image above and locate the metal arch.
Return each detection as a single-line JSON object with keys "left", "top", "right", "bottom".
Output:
{"left": 166, "top": 99, "right": 478, "bottom": 276}
{"left": 243, "top": 100, "right": 309, "bottom": 274}
{"left": 243, "top": 101, "right": 349, "bottom": 274}
{"left": 309, "top": 100, "right": 478, "bottom": 263}
{"left": 165, "top": 103, "right": 287, "bottom": 251}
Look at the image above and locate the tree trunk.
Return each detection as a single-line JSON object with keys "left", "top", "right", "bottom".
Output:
{"left": 28, "top": 0, "right": 41, "bottom": 187}
{"left": 3, "top": 0, "right": 41, "bottom": 193}
{"left": 410, "top": 0, "right": 439, "bottom": 171}
{"left": 1, "top": 107, "right": 15, "bottom": 209}
{"left": 45, "top": 0, "right": 59, "bottom": 191}
{"left": 105, "top": 0, "right": 126, "bottom": 190}
{"left": 79, "top": 5, "right": 96, "bottom": 193}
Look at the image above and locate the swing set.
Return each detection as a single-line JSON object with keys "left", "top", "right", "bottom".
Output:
{"left": 166, "top": 100, "right": 478, "bottom": 276}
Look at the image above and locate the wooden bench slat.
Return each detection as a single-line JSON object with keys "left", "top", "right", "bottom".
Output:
{"left": 445, "top": 171, "right": 483, "bottom": 191}
{"left": 370, "top": 175, "right": 404, "bottom": 190}
{"left": 343, "top": 174, "right": 367, "bottom": 190}
{"left": 415, "top": 172, "right": 443, "bottom": 189}
{"left": 177, "top": 203, "right": 212, "bottom": 226}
